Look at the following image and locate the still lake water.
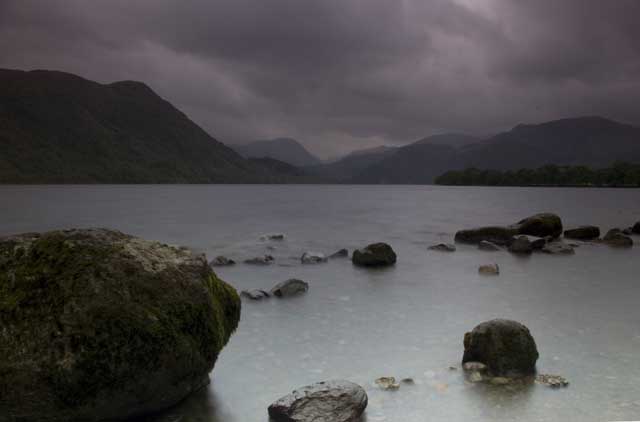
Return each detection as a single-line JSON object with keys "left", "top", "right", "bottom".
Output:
{"left": 1, "top": 185, "right": 640, "bottom": 422}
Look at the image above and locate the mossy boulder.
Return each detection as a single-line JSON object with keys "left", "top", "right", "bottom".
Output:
{"left": 0, "top": 228, "right": 241, "bottom": 421}
{"left": 512, "top": 213, "right": 563, "bottom": 238}
{"left": 463, "top": 319, "right": 538, "bottom": 377}
{"left": 352, "top": 243, "right": 397, "bottom": 267}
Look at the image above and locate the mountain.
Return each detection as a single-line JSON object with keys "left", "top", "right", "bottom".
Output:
{"left": 414, "top": 133, "right": 479, "bottom": 148}
{"left": 0, "top": 69, "right": 288, "bottom": 183}
{"left": 234, "top": 138, "right": 321, "bottom": 167}
{"left": 306, "top": 145, "right": 398, "bottom": 180}
{"left": 354, "top": 118, "right": 640, "bottom": 184}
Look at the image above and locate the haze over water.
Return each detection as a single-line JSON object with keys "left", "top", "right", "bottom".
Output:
{"left": 1, "top": 185, "right": 639, "bottom": 422}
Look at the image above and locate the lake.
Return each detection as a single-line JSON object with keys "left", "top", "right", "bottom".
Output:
{"left": 1, "top": 185, "right": 639, "bottom": 422}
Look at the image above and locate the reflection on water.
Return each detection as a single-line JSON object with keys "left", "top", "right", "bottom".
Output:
{"left": 1, "top": 185, "right": 639, "bottom": 422}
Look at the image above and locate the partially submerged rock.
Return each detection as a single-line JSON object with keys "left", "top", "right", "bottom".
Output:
{"left": 603, "top": 229, "right": 634, "bottom": 247}
{"left": 455, "top": 213, "right": 563, "bottom": 245}
{"left": 352, "top": 242, "right": 397, "bottom": 267}
{"left": 270, "top": 279, "right": 309, "bottom": 297}
{"left": 0, "top": 228, "right": 241, "bottom": 421}
{"left": 301, "top": 251, "right": 328, "bottom": 264}
{"left": 428, "top": 243, "right": 456, "bottom": 252}
{"left": 455, "top": 226, "right": 517, "bottom": 246}
{"left": 268, "top": 380, "right": 368, "bottom": 422}
{"left": 462, "top": 361, "right": 488, "bottom": 372}
{"left": 564, "top": 226, "right": 600, "bottom": 240}
{"left": 508, "top": 236, "right": 533, "bottom": 254}
{"left": 240, "top": 289, "right": 270, "bottom": 300}
{"left": 478, "top": 240, "right": 501, "bottom": 251}
{"left": 541, "top": 240, "right": 575, "bottom": 255}
{"left": 244, "top": 255, "right": 275, "bottom": 265}
{"left": 375, "top": 377, "right": 400, "bottom": 390}
{"left": 478, "top": 263, "right": 500, "bottom": 275}
{"left": 261, "top": 233, "right": 285, "bottom": 241}
{"left": 463, "top": 319, "right": 539, "bottom": 377}
{"left": 535, "top": 374, "right": 569, "bottom": 388}
{"left": 329, "top": 248, "right": 349, "bottom": 259}
{"left": 210, "top": 255, "right": 236, "bottom": 266}
{"left": 512, "top": 213, "right": 563, "bottom": 238}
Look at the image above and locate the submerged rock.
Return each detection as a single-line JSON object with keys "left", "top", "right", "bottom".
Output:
{"left": 564, "top": 225, "right": 600, "bottom": 240}
{"left": 478, "top": 263, "right": 500, "bottom": 275}
{"left": 428, "top": 243, "right": 456, "bottom": 252}
{"left": 240, "top": 289, "right": 270, "bottom": 300}
{"left": 455, "top": 226, "right": 517, "bottom": 246}
{"left": 0, "top": 228, "right": 241, "bottom": 421}
{"left": 535, "top": 374, "right": 569, "bottom": 388}
{"left": 478, "top": 240, "right": 501, "bottom": 251}
{"left": 244, "top": 255, "right": 275, "bottom": 265}
{"left": 210, "top": 255, "right": 236, "bottom": 266}
{"left": 329, "top": 248, "right": 349, "bottom": 259}
{"left": 463, "top": 319, "right": 539, "bottom": 377}
{"left": 512, "top": 213, "right": 563, "bottom": 238}
{"left": 603, "top": 229, "right": 634, "bottom": 247}
{"left": 541, "top": 240, "right": 575, "bottom": 255}
{"left": 352, "top": 242, "right": 397, "bottom": 267}
{"left": 508, "top": 236, "right": 533, "bottom": 254}
{"left": 270, "top": 278, "right": 309, "bottom": 297}
{"left": 301, "top": 251, "right": 328, "bottom": 264}
{"left": 268, "top": 380, "right": 368, "bottom": 422}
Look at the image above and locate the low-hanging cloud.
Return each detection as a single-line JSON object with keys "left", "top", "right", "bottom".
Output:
{"left": 1, "top": 0, "right": 639, "bottom": 157}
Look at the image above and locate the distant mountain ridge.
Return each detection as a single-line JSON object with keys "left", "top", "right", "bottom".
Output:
{"left": 234, "top": 138, "right": 321, "bottom": 167}
{"left": 0, "top": 69, "right": 294, "bottom": 183}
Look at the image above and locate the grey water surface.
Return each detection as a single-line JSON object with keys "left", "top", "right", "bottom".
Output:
{"left": 1, "top": 185, "right": 639, "bottom": 422}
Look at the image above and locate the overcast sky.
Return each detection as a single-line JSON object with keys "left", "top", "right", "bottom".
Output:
{"left": 1, "top": 0, "right": 639, "bottom": 157}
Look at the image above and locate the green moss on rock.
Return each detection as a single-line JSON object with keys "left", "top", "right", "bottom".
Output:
{"left": 0, "top": 228, "right": 241, "bottom": 421}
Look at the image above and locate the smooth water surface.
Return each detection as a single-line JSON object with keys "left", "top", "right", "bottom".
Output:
{"left": 1, "top": 185, "right": 640, "bottom": 422}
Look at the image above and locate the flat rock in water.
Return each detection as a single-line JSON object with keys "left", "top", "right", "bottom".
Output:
{"left": 428, "top": 243, "right": 456, "bottom": 252}
{"left": 240, "top": 289, "right": 270, "bottom": 300}
{"left": 541, "top": 240, "right": 575, "bottom": 255}
{"left": 478, "top": 240, "right": 501, "bottom": 251}
{"left": 603, "top": 229, "right": 633, "bottom": 247}
{"left": 564, "top": 226, "right": 600, "bottom": 240}
{"left": 478, "top": 263, "right": 500, "bottom": 275}
{"left": 375, "top": 377, "right": 400, "bottom": 390}
{"left": 536, "top": 374, "right": 569, "bottom": 388}
{"left": 260, "top": 233, "right": 285, "bottom": 241}
{"left": 270, "top": 279, "right": 309, "bottom": 297}
{"left": 455, "top": 226, "right": 517, "bottom": 246}
{"left": 329, "top": 248, "right": 349, "bottom": 259}
{"left": 268, "top": 380, "right": 368, "bottom": 422}
{"left": 244, "top": 255, "right": 275, "bottom": 265}
{"left": 352, "top": 242, "right": 397, "bottom": 267}
{"left": 301, "top": 251, "right": 328, "bottom": 264}
{"left": 210, "top": 255, "right": 235, "bottom": 266}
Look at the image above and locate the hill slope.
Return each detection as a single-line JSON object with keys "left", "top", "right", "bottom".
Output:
{"left": 234, "top": 138, "right": 321, "bottom": 167}
{"left": 0, "top": 69, "right": 280, "bottom": 183}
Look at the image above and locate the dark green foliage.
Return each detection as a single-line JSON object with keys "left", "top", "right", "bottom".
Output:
{"left": 436, "top": 162, "right": 640, "bottom": 187}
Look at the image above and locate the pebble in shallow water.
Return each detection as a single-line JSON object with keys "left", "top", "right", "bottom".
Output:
{"left": 535, "top": 374, "right": 569, "bottom": 388}
{"left": 375, "top": 377, "right": 400, "bottom": 390}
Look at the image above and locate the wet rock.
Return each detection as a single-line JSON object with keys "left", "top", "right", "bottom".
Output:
{"left": 329, "top": 248, "right": 349, "bottom": 259}
{"left": 270, "top": 279, "right": 309, "bottom": 297}
{"left": 400, "top": 378, "right": 415, "bottom": 385}
{"left": 478, "top": 263, "right": 500, "bottom": 275}
{"left": 428, "top": 243, "right": 456, "bottom": 252}
{"left": 489, "top": 377, "right": 511, "bottom": 385}
{"left": 268, "top": 380, "right": 368, "bottom": 422}
{"left": 478, "top": 240, "right": 501, "bottom": 251}
{"left": 564, "top": 226, "right": 600, "bottom": 240}
{"left": 603, "top": 229, "right": 634, "bottom": 247}
{"left": 260, "top": 233, "right": 285, "bottom": 241}
{"left": 244, "top": 255, "right": 275, "bottom": 265}
{"left": 468, "top": 372, "right": 484, "bottom": 383}
{"left": 463, "top": 362, "right": 488, "bottom": 372}
{"left": 463, "top": 319, "right": 539, "bottom": 376}
{"left": 508, "top": 236, "right": 533, "bottom": 254}
{"left": 210, "top": 255, "right": 236, "bottom": 266}
{"left": 622, "top": 227, "right": 633, "bottom": 235}
{"left": 375, "top": 377, "right": 400, "bottom": 390}
{"left": 541, "top": 240, "right": 575, "bottom": 255}
{"left": 301, "top": 251, "right": 328, "bottom": 264}
{"left": 512, "top": 213, "right": 563, "bottom": 238}
{"left": 535, "top": 374, "right": 569, "bottom": 388}
{"left": 352, "top": 242, "right": 397, "bottom": 267}
{"left": 455, "top": 226, "right": 518, "bottom": 246}
{"left": 633, "top": 222, "right": 640, "bottom": 235}
{"left": 0, "top": 229, "right": 241, "bottom": 421}
{"left": 240, "top": 289, "right": 270, "bottom": 300}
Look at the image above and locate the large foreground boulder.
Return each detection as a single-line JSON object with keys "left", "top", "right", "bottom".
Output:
{"left": 268, "top": 380, "right": 368, "bottom": 422}
{"left": 564, "top": 226, "right": 600, "bottom": 240}
{"left": 462, "top": 319, "right": 539, "bottom": 376}
{"left": 0, "top": 229, "right": 241, "bottom": 422}
{"left": 512, "top": 213, "right": 563, "bottom": 238}
{"left": 352, "top": 243, "right": 397, "bottom": 267}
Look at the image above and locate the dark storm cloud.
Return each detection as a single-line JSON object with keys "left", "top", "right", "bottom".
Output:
{"left": 1, "top": 0, "right": 639, "bottom": 156}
